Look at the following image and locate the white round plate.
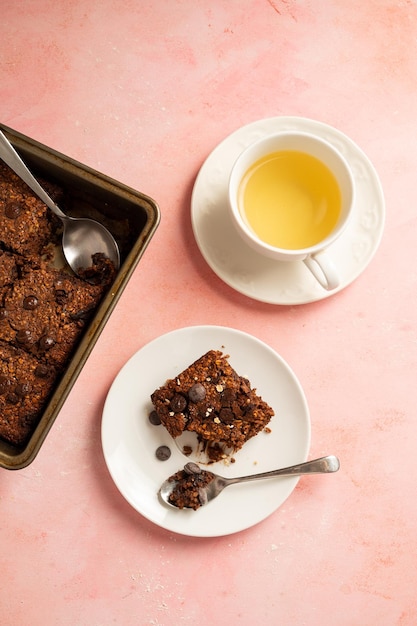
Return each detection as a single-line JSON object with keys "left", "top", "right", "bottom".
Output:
{"left": 101, "top": 326, "right": 310, "bottom": 537}
{"left": 191, "top": 116, "right": 385, "bottom": 305}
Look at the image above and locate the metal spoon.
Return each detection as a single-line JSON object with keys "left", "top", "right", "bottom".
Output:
{"left": 0, "top": 129, "right": 120, "bottom": 274}
{"left": 159, "top": 455, "right": 340, "bottom": 509}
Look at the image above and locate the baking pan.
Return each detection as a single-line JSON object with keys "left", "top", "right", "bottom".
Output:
{"left": 0, "top": 123, "right": 160, "bottom": 469}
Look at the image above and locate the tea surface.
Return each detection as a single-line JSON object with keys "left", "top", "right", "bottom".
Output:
{"left": 238, "top": 150, "right": 341, "bottom": 249}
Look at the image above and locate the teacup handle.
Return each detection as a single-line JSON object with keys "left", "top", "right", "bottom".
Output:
{"left": 303, "top": 251, "right": 340, "bottom": 291}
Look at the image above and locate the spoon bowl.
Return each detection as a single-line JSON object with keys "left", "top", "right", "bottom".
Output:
{"left": 0, "top": 130, "right": 120, "bottom": 274}
{"left": 60, "top": 214, "right": 120, "bottom": 273}
{"left": 160, "top": 455, "right": 340, "bottom": 509}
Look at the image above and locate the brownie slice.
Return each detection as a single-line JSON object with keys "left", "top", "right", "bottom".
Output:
{"left": 151, "top": 350, "right": 274, "bottom": 460}
{"left": 0, "top": 341, "right": 56, "bottom": 446}
{"left": 0, "top": 258, "right": 105, "bottom": 368}
{"left": 0, "top": 162, "right": 61, "bottom": 256}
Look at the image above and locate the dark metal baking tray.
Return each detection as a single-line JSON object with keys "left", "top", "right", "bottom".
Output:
{"left": 0, "top": 123, "right": 160, "bottom": 469}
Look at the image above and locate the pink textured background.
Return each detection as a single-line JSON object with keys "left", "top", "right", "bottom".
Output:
{"left": 1, "top": 1, "right": 416, "bottom": 624}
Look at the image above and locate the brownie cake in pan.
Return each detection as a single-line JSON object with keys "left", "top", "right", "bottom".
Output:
{"left": 0, "top": 124, "right": 160, "bottom": 469}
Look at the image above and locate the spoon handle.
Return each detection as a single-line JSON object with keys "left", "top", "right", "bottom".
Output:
{"left": 0, "top": 130, "right": 67, "bottom": 219}
{"left": 226, "top": 455, "right": 340, "bottom": 485}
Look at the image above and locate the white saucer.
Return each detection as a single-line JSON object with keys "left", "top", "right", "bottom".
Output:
{"left": 191, "top": 116, "right": 385, "bottom": 305}
{"left": 101, "top": 326, "right": 310, "bottom": 537}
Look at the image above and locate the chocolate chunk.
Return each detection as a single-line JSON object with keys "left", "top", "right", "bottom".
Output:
{"left": 0, "top": 308, "right": 8, "bottom": 320}
{"left": 219, "top": 408, "right": 235, "bottom": 424}
{"left": 221, "top": 387, "right": 236, "bottom": 406}
{"left": 170, "top": 393, "right": 187, "bottom": 413}
{"left": 148, "top": 410, "right": 161, "bottom": 425}
{"left": 155, "top": 445, "right": 171, "bottom": 461}
{"left": 188, "top": 382, "right": 206, "bottom": 403}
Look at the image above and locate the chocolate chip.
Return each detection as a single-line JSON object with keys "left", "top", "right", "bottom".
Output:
{"left": 23, "top": 295, "right": 39, "bottom": 310}
{"left": 35, "top": 364, "right": 51, "bottom": 378}
{"left": 15, "top": 382, "right": 31, "bottom": 397}
{"left": 16, "top": 329, "right": 33, "bottom": 344}
{"left": 54, "top": 279, "right": 65, "bottom": 290}
{"left": 55, "top": 290, "right": 67, "bottom": 305}
{"left": 184, "top": 462, "right": 201, "bottom": 475}
{"left": 188, "top": 383, "right": 206, "bottom": 403}
{"left": 6, "top": 392, "right": 19, "bottom": 405}
{"left": 155, "top": 445, "right": 171, "bottom": 461}
{"left": 0, "top": 376, "right": 11, "bottom": 395}
{"left": 0, "top": 308, "right": 8, "bottom": 320}
{"left": 21, "top": 413, "right": 35, "bottom": 427}
{"left": 148, "top": 410, "right": 161, "bottom": 425}
{"left": 39, "top": 335, "right": 55, "bottom": 351}
{"left": 71, "top": 306, "right": 94, "bottom": 321}
{"left": 4, "top": 201, "right": 21, "bottom": 219}
{"left": 170, "top": 393, "right": 187, "bottom": 413}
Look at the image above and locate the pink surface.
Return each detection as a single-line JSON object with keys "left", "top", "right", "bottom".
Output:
{"left": 0, "top": 1, "right": 416, "bottom": 624}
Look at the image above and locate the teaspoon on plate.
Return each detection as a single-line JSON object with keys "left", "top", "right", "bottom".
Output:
{"left": 0, "top": 129, "right": 120, "bottom": 275}
{"left": 159, "top": 455, "right": 340, "bottom": 509}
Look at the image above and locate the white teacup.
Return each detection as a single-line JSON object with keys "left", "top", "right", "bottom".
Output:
{"left": 228, "top": 131, "right": 355, "bottom": 290}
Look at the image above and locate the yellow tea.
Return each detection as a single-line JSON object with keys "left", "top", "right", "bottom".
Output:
{"left": 238, "top": 150, "right": 341, "bottom": 249}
